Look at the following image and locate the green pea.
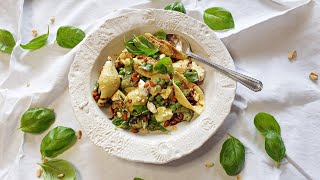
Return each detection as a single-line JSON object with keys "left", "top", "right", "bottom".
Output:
{"left": 155, "top": 95, "right": 163, "bottom": 102}
{"left": 148, "top": 96, "right": 155, "bottom": 102}
{"left": 153, "top": 78, "right": 160, "bottom": 83}
{"left": 155, "top": 85, "right": 162, "bottom": 91}
{"left": 175, "top": 80, "right": 181, "bottom": 86}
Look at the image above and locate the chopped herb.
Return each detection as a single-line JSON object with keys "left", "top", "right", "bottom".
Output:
{"left": 184, "top": 69, "right": 199, "bottom": 82}
{"left": 154, "top": 57, "right": 174, "bottom": 74}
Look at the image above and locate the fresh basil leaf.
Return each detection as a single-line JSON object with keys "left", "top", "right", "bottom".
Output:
{"left": 203, "top": 7, "right": 235, "bottom": 30}
{"left": 112, "top": 117, "right": 124, "bottom": 126}
{"left": 153, "top": 30, "right": 166, "bottom": 40}
{"left": 164, "top": 1, "right": 186, "bottom": 14}
{"left": 20, "top": 27, "right": 49, "bottom": 50}
{"left": 184, "top": 69, "right": 199, "bottom": 82}
{"left": 38, "top": 159, "right": 76, "bottom": 180}
{"left": 154, "top": 57, "right": 174, "bottom": 74}
{"left": 0, "top": 29, "right": 16, "bottom": 53}
{"left": 265, "top": 131, "right": 286, "bottom": 167}
{"left": 125, "top": 38, "right": 144, "bottom": 55}
{"left": 220, "top": 135, "right": 245, "bottom": 176}
{"left": 142, "top": 63, "right": 153, "bottom": 72}
{"left": 56, "top": 26, "right": 85, "bottom": 48}
{"left": 254, "top": 112, "right": 281, "bottom": 136}
{"left": 40, "top": 126, "right": 77, "bottom": 158}
{"left": 19, "top": 107, "right": 55, "bottom": 133}
{"left": 133, "top": 178, "right": 144, "bottom": 180}
{"left": 133, "top": 35, "right": 158, "bottom": 56}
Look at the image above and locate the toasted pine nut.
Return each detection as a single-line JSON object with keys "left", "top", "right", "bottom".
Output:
{"left": 77, "top": 130, "right": 82, "bottom": 139}
{"left": 36, "top": 168, "right": 43, "bottom": 178}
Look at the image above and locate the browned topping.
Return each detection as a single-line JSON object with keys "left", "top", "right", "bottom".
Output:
{"left": 77, "top": 130, "right": 82, "bottom": 139}
{"left": 128, "top": 99, "right": 132, "bottom": 103}
{"left": 288, "top": 50, "right": 297, "bottom": 60}
{"left": 94, "top": 96, "right": 100, "bottom": 101}
{"left": 163, "top": 99, "right": 168, "bottom": 103}
{"left": 205, "top": 162, "right": 214, "bottom": 168}
{"left": 149, "top": 80, "right": 156, "bottom": 87}
{"left": 187, "top": 96, "right": 197, "bottom": 106}
{"left": 178, "top": 113, "right": 184, "bottom": 120}
{"left": 182, "top": 81, "right": 188, "bottom": 89}
{"left": 131, "top": 129, "right": 139, "bottom": 133}
{"left": 190, "top": 88, "right": 195, "bottom": 96}
{"left": 141, "top": 116, "right": 148, "bottom": 122}
{"left": 122, "top": 112, "right": 128, "bottom": 120}
{"left": 92, "top": 91, "right": 98, "bottom": 97}
{"left": 144, "top": 82, "right": 150, "bottom": 88}
{"left": 115, "top": 61, "right": 124, "bottom": 68}
{"left": 170, "top": 120, "right": 178, "bottom": 125}
{"left": 173, "top": 117, "right": 180, "bottom": 123}
{"left": 309, "top": 72, "right": 318, "bottom": 80}
{"left": 137, "top": 56, "right": 144, "bottom": 59}
{"left": 36, "top": 168, "right": 43, "bottom": 178}
{"left": 133, "top": 83, "right": 139, "bottom": 87}
{"left": 117, "top": 101, "right": 123, "bottom": 107}
{"left": 164, "top": 120, "right": 170, "bottom": 127}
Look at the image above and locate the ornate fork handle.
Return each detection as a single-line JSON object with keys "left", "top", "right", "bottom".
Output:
{"left": 188, "top": 52, "right": 263, "bottom": 92}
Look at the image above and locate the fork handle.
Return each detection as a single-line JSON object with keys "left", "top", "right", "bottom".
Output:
{"left": 188, "top": 52, "right": 263, "bottom": 92}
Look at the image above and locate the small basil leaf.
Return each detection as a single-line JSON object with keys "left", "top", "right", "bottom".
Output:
{"left": 154, "top": 57, "right": 174, "bottom": 74}
{"left": 56, "top": 26, "right": 85, "bottom": 48}
{"left": 19, "top": 107, "right": 55, "bottom": 133}
{"left": 265, "top": 131, "right": 286, "bottom": 167}
{"left": 20, "top": 27, "right": 49, "bottom": 50}
{"left": 220, "top": 135, "right": 245, "bottom": 176}
{"left": 40, "top": 126, "right": 77, "bottom": 158}
{"left": 133, "top": 35, "right": 158, "bottom": 56}
{"left": 203, "top": 7, "right": 235, "bottom": 30}
{"left": 164, "top": 2, "right": 186, "bottom": 14}
{"left": 141, "top": 63, "right": 153, "bottom": 72}
{"left": 112, "top": 117, "right": 125, "bottom": 127}
{"left": 184, "top": 69, "right": 199, "bottom": 82}
{"left": 0, "top": 29, "right": 16, "bottom": 53}
{"left": 254, "top": 112, "right": 281, "bottom": 136}
{"left": 38, "top": 159, "right": 76, "bottom": 180}
{"left": 133, "top": 178, "right": 144, "bottom": 180}
{"left": 153, "top": 30, "right": 167, "bottom": 40}
{"left": 125, "top": 38, "right": 144, "bottom": 55}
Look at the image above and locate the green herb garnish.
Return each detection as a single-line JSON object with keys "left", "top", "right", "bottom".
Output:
{"left": 154, "top": 57, "right": 174, "bottom": 74}
{"left": 254, "top": 112, "right": 286, "bottom": 167}
{"left": 38, "top": 159, "right": 76, "bottom": 180}
{"left": 153, "top": 30, "right": 167, "bottom": 40}
{"left": 19, "top": 107, "right": 55, "bottom": 133}
{"left": 0, "top": 29, "right": 16, "bottom": 53}
{"left": 40, "top": 126, "right": 77, "bottom": 158}
{"left": 132, "top": 35, "right": 158, "bottom": 56}
{"left": 20, "top": 27, "right": 49, "bottom": 50}
{"left": 220, "top": 134, "right": 245, "bottom": 176}
{"left": 203, "top": 7, "right": 235, "bottom": 30}
{"left": 142, "top": 63, "right": 153, "bottom": 72}
{"left": 184, "top": 69, "right": 199, "bottom": 82}
{"left": 164, "top": 2, "right": 186, "bottom": 14}
{"left": 56, "top": 26, "right": 85, "bottom": 48}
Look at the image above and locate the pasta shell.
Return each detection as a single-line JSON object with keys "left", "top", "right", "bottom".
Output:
{"left": 97, "top": 58, "right": 120, "bottom": 106}
{"left": 172, "top": 72, "right": 205, "bottom": 114}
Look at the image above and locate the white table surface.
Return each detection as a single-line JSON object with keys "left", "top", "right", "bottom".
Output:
{"left": 0, "top": 0, "right": 319, "bottom": 179}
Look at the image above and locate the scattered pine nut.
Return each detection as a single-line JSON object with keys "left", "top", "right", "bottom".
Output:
{"left": 77, "top": 130, "right": 82, "bottom": 139}
{"left": 32, "top": 29, "right": 37, "bottom": 33}
{"left": 309, "top": 72, "right": 318, "bottom": 81}
{"left": 43, "top": 158, "right": 48, "bottom": 163}
{"left": 32, "top": 29, "right": 38, "bottom": 37}
{"left": 36, "top": 168, "right": 43, "bottom": 178}
{"left": 237, "top": 175, "right": 241, "bottom": 180}
{"left": 58, "top": 173, "right": 65, "bottom": 178}
{"left": 205, "top": 162, "right": 214, "bottom": 168}
{"left": 50, "top": 16, "right": 55, "bottom": 23}
{"left": 288, "top": 50, "right": 297, "bottom": 60}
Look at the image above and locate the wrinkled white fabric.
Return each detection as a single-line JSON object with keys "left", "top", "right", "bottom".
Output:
{"left": 0, "top": 0, "right": 318, "bottom": 179}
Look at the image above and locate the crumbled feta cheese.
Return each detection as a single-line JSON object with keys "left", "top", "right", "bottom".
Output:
{"left": 155, "top": 107, "right": 173, "bottom": 122}
{"left": 147, "top": 101, "right": 157, "bottom": 113}
{"left": 159, "top": 54, "right": 166, "bottom": 59}
{"left": 173, "top": 60, "right": 190, "bottom": 74}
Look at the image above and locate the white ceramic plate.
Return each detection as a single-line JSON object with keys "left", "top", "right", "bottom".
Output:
{"left": 69, "top": 9, "right": 236, "bottom": 164}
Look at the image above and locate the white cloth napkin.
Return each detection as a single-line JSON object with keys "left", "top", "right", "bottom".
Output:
{"left": 0, "top": 0, "right": 317, "bottom": 179}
